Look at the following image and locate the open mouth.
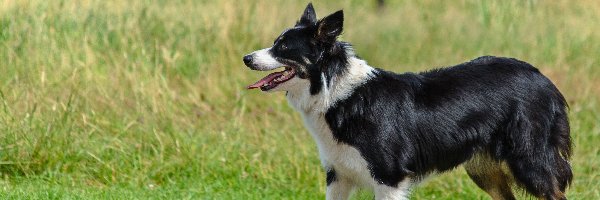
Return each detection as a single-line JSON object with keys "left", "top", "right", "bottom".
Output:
{"left": 247, "top": 67, "right": 296, "bottom": 91}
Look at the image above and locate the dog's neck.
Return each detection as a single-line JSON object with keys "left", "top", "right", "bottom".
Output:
{"left": 286, "top": 55, "right": 375, "bottom": 114}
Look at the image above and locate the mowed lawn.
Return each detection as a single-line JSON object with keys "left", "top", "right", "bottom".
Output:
{"left": 1, "top": 0, "right": 599, "bottom": 199}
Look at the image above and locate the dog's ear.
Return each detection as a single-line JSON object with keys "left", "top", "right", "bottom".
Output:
{"left": 316, "top": 10, "right": 343, "bottom": 44}
{"left": 297, "top": 3, "right": 317, "bottom": 26}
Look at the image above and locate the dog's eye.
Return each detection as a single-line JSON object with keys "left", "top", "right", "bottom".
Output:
{"left": 280, "top": 44, "right": 288, "bottom": 51}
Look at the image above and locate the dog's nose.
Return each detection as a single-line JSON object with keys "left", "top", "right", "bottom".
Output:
{"left": 243, "top": 55, "right": 253, "bottom": 65}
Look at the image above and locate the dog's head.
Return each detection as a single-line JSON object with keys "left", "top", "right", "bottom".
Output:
{"left": 243, "top": 3, "right": 348, "bottom": 94}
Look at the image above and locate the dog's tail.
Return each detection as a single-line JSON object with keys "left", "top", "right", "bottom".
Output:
{"left": 505, "top": 85, "right": 572, "bottom": 199}
{"left": 549, "top": 93, "right": 573, "bottom": 192}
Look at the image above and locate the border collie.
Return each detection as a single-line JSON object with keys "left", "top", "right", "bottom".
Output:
{"left": 243, "top": 3, "right": 572, "bottom": 200}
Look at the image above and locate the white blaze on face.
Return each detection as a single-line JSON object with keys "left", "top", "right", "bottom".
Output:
{"left": 250, "top": 48, "right": 284, "bottom": 71}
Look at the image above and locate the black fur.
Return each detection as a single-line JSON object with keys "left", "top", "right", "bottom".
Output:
{"left": 324, "top": 56, "right": 572, "bottom": 196}
{"left": 326, "top": 168, "right": 337, "bottom": 186}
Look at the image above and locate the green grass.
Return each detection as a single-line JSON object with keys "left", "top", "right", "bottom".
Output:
{"left": 1, "top": 0, "right": 599, "bottom": 199}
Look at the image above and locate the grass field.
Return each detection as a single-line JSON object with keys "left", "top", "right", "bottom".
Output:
{"left": 1, "top": 0, "right": 599, "bottom": 199}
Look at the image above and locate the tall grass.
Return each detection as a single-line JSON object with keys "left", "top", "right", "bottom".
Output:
{"left": 0, "top": 0, "right": 599, "bottom": 199}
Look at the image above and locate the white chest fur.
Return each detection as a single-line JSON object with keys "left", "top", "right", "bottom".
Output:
{"left": 284, "top": 56, "right": 378, "bottom": 186}
{"left": 299, "top": 111, "right": 374, "bottom": 186}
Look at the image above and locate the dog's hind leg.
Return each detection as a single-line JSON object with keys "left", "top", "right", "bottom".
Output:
{"left": 464, "top": 153, "right": 516, "bottom": 200}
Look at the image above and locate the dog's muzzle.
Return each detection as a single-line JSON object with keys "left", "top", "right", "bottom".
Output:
{"left": 242, "top": 48, "right": 283, "bottom": 71}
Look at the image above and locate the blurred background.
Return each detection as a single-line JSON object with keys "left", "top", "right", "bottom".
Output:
{"left": 0, "top": 0, "right": 598, "bottom": 199}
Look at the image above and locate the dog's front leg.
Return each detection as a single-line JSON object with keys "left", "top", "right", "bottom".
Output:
{"left": 326, "top": 178, "right": 354, "bottom": 200}
{"left": 325, "top": 169, "right": 355, "bottom": 200}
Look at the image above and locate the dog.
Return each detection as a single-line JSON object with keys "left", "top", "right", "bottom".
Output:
{"left": 243, "top": 3, "right": 572, "bottom": 200}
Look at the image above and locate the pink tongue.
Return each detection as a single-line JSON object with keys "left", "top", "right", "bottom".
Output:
{"left": 247, "top": 71, "right": 283, "bottom": 89}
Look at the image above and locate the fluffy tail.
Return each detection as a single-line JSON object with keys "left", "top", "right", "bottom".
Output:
{"left": 550, "top": 100, "right": 573, "bottom": 192}
{"left": 505, "top": 90, "right": 573, "bottom": 199}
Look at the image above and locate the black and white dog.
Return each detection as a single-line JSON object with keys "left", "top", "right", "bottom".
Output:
{"left": 243, "top": 3, "right": 572, "bottom": 200}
